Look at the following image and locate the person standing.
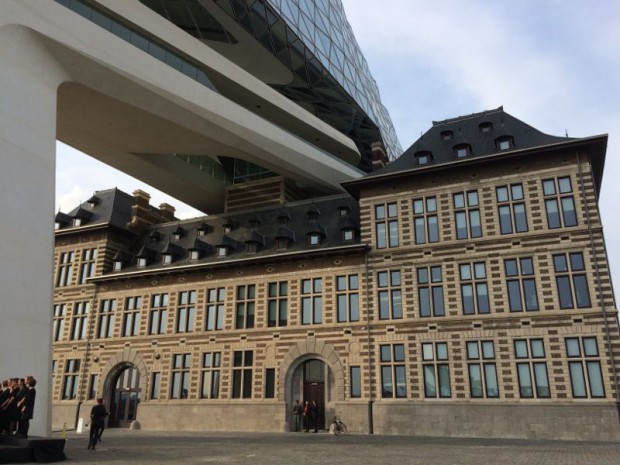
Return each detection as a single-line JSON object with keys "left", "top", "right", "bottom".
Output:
{"left": 292, "top": 400, "right": 302, "bottom": 432}
{"left": 17, "top": 376, "right": 36, "bottom": 438}
{"left": 303, "top": 400, "right": 310, "bottom": 432}
{"left": 310, "top": 400, "right": 319, "bottom": 433}
{"left": 88, "top": 398, "right": 108, "bottom": 450}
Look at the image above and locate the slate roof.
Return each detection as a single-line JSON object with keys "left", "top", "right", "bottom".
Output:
{"left": 368, "top": 106, "right": 570, "bottom": 177}
{"left": 56, "top": 188, "right": 134, "bottom": 232}
{"left": 105, "top": 193, "right": 361, "bottom": 276}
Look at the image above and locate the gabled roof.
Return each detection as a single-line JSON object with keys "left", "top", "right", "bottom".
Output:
{"left": 56, "top": 188, "right": 134, "bottom": 232}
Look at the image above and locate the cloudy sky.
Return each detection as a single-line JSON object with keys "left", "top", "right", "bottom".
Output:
{"left": 55, "top": 0, "right": 620, "bottom": 292}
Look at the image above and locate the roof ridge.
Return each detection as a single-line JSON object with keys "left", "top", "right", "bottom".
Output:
{"left": 432, "top": 106, "right": 503, "bottom": 127}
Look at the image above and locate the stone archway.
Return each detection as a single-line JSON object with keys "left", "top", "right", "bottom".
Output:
{"left": 278, "top": 339, "right": 345, "bottom": 431}
{"left": 100, "top": 348, "right": 149, "bottom": 399}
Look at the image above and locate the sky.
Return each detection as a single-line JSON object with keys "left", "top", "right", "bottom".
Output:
{"left": 55, "top": 0, "right": 620, "bottom": 293}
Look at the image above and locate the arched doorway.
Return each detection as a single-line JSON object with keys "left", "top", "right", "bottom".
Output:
{"left": 302, "top": 360, "right": 326, "bottom": 430}
{"left": 108, "top": 365, "right": 141, "bottom": 428}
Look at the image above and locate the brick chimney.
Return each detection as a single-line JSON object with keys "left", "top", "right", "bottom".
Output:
{"left": 370, "top": 142, "right": 389, "bottom": 170}
{"left": 158, "top": 203, "right": 176, "bottom": 221}
{"left": 129, "top": 190, "right": 177, "bottom": 231}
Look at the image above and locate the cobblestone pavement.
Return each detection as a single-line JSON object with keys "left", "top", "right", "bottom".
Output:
{"left": 55, "top": 429, "right": 620, "bottom": 465}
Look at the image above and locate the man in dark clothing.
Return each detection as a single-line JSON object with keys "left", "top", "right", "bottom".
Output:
{"left": 293, "top": 400, "right": 302, "bottom": 432}
{"left": 17, "top": 376, "right": 36, "bottom": 438}
{"left": 310, "top": 400, "right": 319, "bottom": 433}
{"left": 88, "top": 398, "right": 108, "bottom": 450}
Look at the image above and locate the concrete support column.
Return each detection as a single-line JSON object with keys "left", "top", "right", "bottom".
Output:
{"left": 0, "top": 25, "right": 69, "bottom": 437}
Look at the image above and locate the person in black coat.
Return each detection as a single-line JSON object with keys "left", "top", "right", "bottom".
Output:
{"left": 310, "top": 400, "right": 319, "bottom": 433}
{"left": 88, "top": 398, "right": 108, "bottom": 450}
{"left": 16, "top": 376, "right": 36, "bottom": 438}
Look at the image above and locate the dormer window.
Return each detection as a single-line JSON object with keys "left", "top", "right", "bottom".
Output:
{"left": 162, "top": 254, "right": 173, "bottom": 265}
{"left": 454, "top": 144, "right": 472, "bottom": 158}
{"left": 306, "top": 206, "right": 320, "bottom": 220}
{"left": 137, "top": 257, "right": 147, "bottom": 268}
{"left": 113, "top": 260, "right": 123, "bottom": 271}
{"left": 86, "top": 195, "right": 100, "bottom": 208}
{"left": 172, "top": 225, "right": 184, "bottom": 241}
{"left": 189, "top": 250, "right": 201, "bottom": 261}
{"left": 148, "top": 231, "right": 160, "bottom": 242}
{"left": 247, "top": 242, "right": 259, "bottom": 254}
{"left": 338, "top": 206, "right": 350, "bottom": 217}
{"left": 309, "top": 233, "right": 321, "bottom": 246}
{"left": 342, "top": 229, "right": 355, "bottom": 242}
{"left": 276, "top": 238, "right": 290, "bottom": 250}
{"left": 441, "top": 130, "right": 453, "bottom": 141}
{"left": 55, "top": 222, "right": 61, "bottom": 230}
{"left": 277, "top": 210, "right": 291, "bottom": 225}
{"left": 216, "top": 246, "right": 228, "bottom": 257}
{"left": 73, "top": 218, "right": 82, "bottom": 227}
{"left": 197, "top": 223, "right": 208, "bottom": 236}
{"left": 479, "top": 122, "right": 493, "bottom": 133}
{"left": 415, "top": 151, "right": 432, "bottom": 166}
{"left": 496, "top": 136, "right": 514, "bottom": 151}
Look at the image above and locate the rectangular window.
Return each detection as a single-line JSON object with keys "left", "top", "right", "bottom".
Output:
{"left": 553, "top": 252, "right": 591, "bottom": 309}
{"left": 170, "top": 353, "right": 191, "bottom": 399}
{"left": 336, "top": 274, "right": 360, "bottom": 322}
{"left": 151, "top": 372, "right": 161, "bottom": 400}
{"left": 505, "top": 257, "right": 539, "bottom": 312}
{"left": 79, "top": 248, "right": 97, "bottom": 284}
{"left": 53, "top": 304, "right": 66, "bottom": 342}
{"left": 413, "top": 196, "right": 439, "bottom": 244}
{"left": 56, "top": 251, "right": 74, "bottom": 287}
{"left": 377, "top": 270, "right": 402, "bottom": 320}
{"left": 122, "top": 296, "right": 142, "bottom": 337}
{"left": 301, "top": 278, "right": 323, "bottom": 325}
{"left": 232, "top": 350, "right": 253, "bottom": 399}
{"left": 466, "top": 341, "right": 499, "bottom": 398}
{"left": 62, "top": 359, "right": 80, "bottom": 400}
{"left": 176, "top": 290, "right": 196, "bottom": 333}
{"left": 265, "top": 368, "right": 275, "bottom": 399}
{"left": 496, "top": 183, "right": 528, "bottom": 234}
{"left": 88, "top": 374, "right": 98, "bottom": 400}
{"left": 417, "top": 266, "right": 445, "bottom": 317}
{"left": 268, "top": 281, "right": 288, "bottom": 327}
{"left": 206, "top": 287, "right": 225, "bottom": 331}
{"left": 514, "top": 339, "right": 550, "bottom": 398}
{"left": 97, "top": 299, "right": 116, "bottom": 338}
{"left": 235, "top": 285, "right": 256, "bottom": 329}
{"left": 380, "top": 344, "right": 406, "bottom": 398}
{"left": 454, "top": 190, "right": 482, "bottom": 239}
{"left": 543, "top": 176, "right": 577, "bottom": 228}
{"left": 375, "top": 203, "right": 399, "bottom": 249}
{"left": 350, "top": 366, "right": 361, "bottom": 398}
{"left": 422, "top": 342, "right": 451, "bottom": 398}
{"left": 70, "top": 301, "right": 90, "bottom": 340}
{"left": 149, "top": 293, "right": 168, "bottom": 335}
{"left": 459, "top": 262, "right": 490, "bottom": 315}
{"left": 201, "top": 352, "right": 221, "bottom": 399}
{"left": 565, "top": 337, "right": 605, "bottom": 398}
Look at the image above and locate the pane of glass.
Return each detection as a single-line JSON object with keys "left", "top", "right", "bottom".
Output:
{"left": 389, "top": 221, "right": 399, "bottom": 246}
{"left": 393, "top": 344, "right": 405, "bottom": 362}
{"left": 515, "top": 340, "right": 528, "bottom": 358}
{"left": 553, "top": 255, "right": 568, "bottom": 272}
{"left": 302, "top": 297, "right": 311, "bottom": 324}
{"left": 476, "top": 283, "right": 490, "bottom": 313}
{"left": 531, "top": 339, "right": 545, "bottom": 358}
{"left": 313, "top": 297, "right": 322, "bottom": 323}
{"left": 436, "top": 343, "right": 448, "bottom": 360}
{"left": 314, "top": 279, "right": 322, "bottom": 293}
{"left": 426, "top": 197, "right": 437, "bottom": 212}
{"left": 302, "top": 279, "right": 311, "bottom": 294}
{"left": 508, "top": 280, "right": 523, "bottom": 311}
{"left": 573, "top": 275, "right": 591, "bottom": 308}
{"left": 545, "top": 199, "right": 561, "bottom": 228}
{"left": 523, "top": 280, "right": 539, "bottom": 311}
{"left": 455, "top": 212, "right": 467, "bottom": 239}
{"left": 428, "top": 216, "right": 439, "bottom": 242}
{"left": 587, "top": 362, "right": 605, "bottom": 397}
{"left": 453, "top": 193, "right": 465, "bottom": 208}
{"left": 499, "top": 206, "right": 512, "bottom": 234}
{"left": 558, "top": 177, "right": 572, "bottom": 193}
{"left": 423, "top": 365, "right": 436, "bottom": 397}
{"left": 388, "top": 203, "right": 398, "bottom": 218}
{"left": 419, "top": 288, "right": 430, "bottom": 317}
{"left": 469, "top": 365, "right": 483, "bottom": 397}
{"left": 568, "top": 362, "right": 586, "bottom": 397}
{"left": 337, "top": 295, "right": 347, "bottom": 322}
{"left": 349, "top": 294, "right": 359, "bottom": 321}
{"left": 517, "top": 363, "right": 533, "bottom": 397}
{"left": 557, "top": 276, "right": 574, "bottom": 309}
{"left": 381, "top": 366, "right": 393, "bottom": 398}
{"left": 482, "top": 341, "right": 495, "bottom": 359}
{"left": 496, "top": 186, "right": 509, "bottom": 202}
{"left": 378, "top": 291, "right": 389, "bottom": 319}
{"left": 514, "top": 204, "right": 528, "bottom": 232}
{"left": 391, "top": 271, "right": 401, "bottom": 286}
{"left": 520, "top": 258, "right": 534, "bottom": 275}
{"left": 462, "top": 285, "right": 474, "bottom": 314}
{"left": 570, "top": 253, "right": 585, "bottom": 271}
{"left": 280, "top": 282, "right": 288, "bottom": 296}
{"left": 432, "top": 287, "right": 445, "bottom": 316}
{"left": 376, "top": 223, "right": 386, "bottom": 249}
{"left": 377, "top": 272, "right": 388, "bottom": 288}
{"left": 583, "top": 337, "right": 599, "bottom": 357}
{"left": 566, "top": 338, "right": 581, "bottom": 357}
{"left": 375, "top": 205, "right": 385, "bottom": 220}
{"left": 392, "top": 290, "right": 402, "bottom": 319}
{"left": 470, "top": 210, "right": 482, "bottom": 237}
{"left": 468, "top": 191, "right": 479, "bottom": 206}
{"left": 511, "top": 184, "right": 524, "bottom": 200}
{"left": 431, "top": 267, "right": 442, "bottom": 282}
{"left": 484, "top": 364, "right": 499, "bottom": 397}
{"left": 380, "top": 345, "right": 392, "bottom": 362}
{"left": 460, "top": 264, "right": 471, "bottom": 280}
{"left": 417, "top": 268, "right": 429, "bottom": 284}
{"left": 349, "top": 275, "right": 359, "bottom": 290}
{"left": 561, "top": 197, "right": 577, "bottom": 227}
{"left": 395, "top": 366, "right": 407, "bottom": 397}
{"left": 350, "top": 366, "right": 361, "bottom": 398}
{"left": 542, "top": 179, "right": 556, "bottom": 196}
{"left": 415, "top": 217, "right": 426, "bottom": 244}
{"left": 438, "top": 365, "right": 451, "bottom": 397}
{"left": 422, "top": 343, "right": 434, "bottom": 361}
{"left": 505, "top": 259, "right": 518, "bottom": 277}
{"left": 466, "top": 341, "right": 479, "bottom": 359}
{"left": 413, "top": 199, "right": 424, "bottom": 214}
{"left": 534, "top": 363, "right": 550, "bottom": 397}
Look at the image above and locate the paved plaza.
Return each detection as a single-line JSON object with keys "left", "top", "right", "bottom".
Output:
{"left": 55, "top": 429, "right": 620, "bottom": 465}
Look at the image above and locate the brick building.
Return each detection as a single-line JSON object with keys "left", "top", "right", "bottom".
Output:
{"left": 52, "top": 107, "right": 620, "bottom": 440}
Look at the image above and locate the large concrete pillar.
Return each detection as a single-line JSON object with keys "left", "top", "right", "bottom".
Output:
{"left": 0, "top": 25, "right": 69, "bottom": 437}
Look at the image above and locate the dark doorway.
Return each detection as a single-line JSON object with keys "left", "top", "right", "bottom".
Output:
{"left": 109, "top": 366, "right": 141, "bottom": 427}
{"left": 302, "top": 360, "right": 325, "bottom": 430}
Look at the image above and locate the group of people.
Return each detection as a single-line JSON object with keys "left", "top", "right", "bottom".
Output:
{"left": 0, "top": 376, "right": 37, "bottom": 438}
{"left": 293, "top": 399, "right": 319, "bottom": 433}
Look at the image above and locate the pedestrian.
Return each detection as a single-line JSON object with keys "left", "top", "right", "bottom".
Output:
{"left": 310, "top": 400, "right": 318, "bottom": 433}
{"left": 16, "top": 376, "right": 36, "bottom": 438}
{"left": 303, "top": 400, "right": 310, "bottom": 432}
{"left": 88, "top": 398, "right": 108, "bottom": 450}
{"left": 293, "top": 399, "right": 302, "bottom": 432}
